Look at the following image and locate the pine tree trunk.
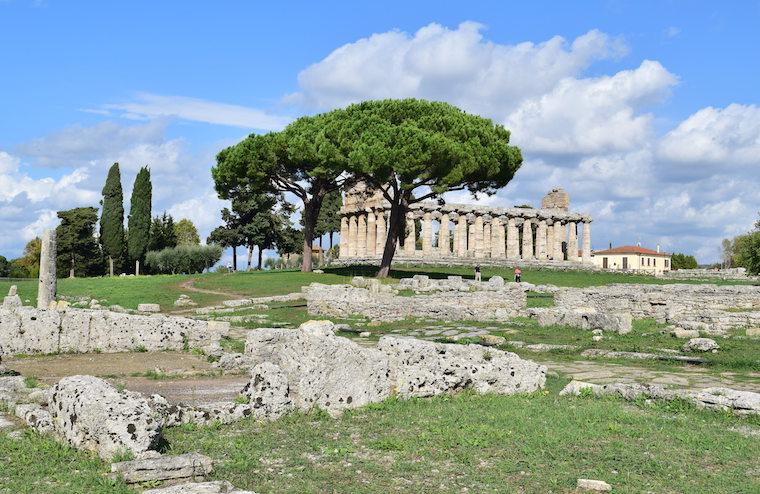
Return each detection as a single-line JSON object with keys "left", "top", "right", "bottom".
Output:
{"left": 377, "top": 196, "right": 404, "bottom": 278}
{"left": 247, "top": 245, "right": 253, "bottom": 271}
{"left": 257, "top": 246, "right": 263, "bottom": 270}
{"left": 301, "top": 196, "right": 323, "bottom": 273}
{"left": 232, "top": 245, "right": 237, "bottom": 272}
{"left": 329, "top": 232, "right": 334, "bottom": 249}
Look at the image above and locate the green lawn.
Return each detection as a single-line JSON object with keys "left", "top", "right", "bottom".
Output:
{"left": 2, "top": 264, "right": 754, "bottom": 311}
{"left": 162, "top": 377, "right": 760, "bottom": 494}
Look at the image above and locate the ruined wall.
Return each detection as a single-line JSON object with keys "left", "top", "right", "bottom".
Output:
{"left": 0, "top": 306, "right": 228, "bottom": 356}
{"left": 304, "top": 281, "right": 526, "bottom": 322}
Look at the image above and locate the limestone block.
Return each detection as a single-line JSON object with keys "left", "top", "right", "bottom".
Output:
{"left": 174, "top": 295, "right": 198, "bottom": 307}
{"left": 143, "top": 481, "right": 256, "bottom": 494}
{"left": 682, "top": 338, "right": 719, "bottom": 352}
{"left": 0, "top": 375, "right": 29, "bottom": 404}
{"left": 747, "top": 327, "right": 760, "bottom": 337}
{"left": 110, "top": 452, "right": 213, "bottom": 484}
{"left": 378, "top": 336, "right": 546, "bottom": 398}
{"left": 245, "top": 321, "right": 391, "bottom": 416}
{"left": 3, "top": 286, "right": 21, "bottom": 308}
{"left": 240, "top": 362, "right": 293, "bottom": 420}
{"left": 670, "top": 327, "right": 700, "bottom": 339}
{"left": 577, "top": 479, "right": 612, "bottom": 492}
{"left": 138, "top": 303, "right": 161, "bottom": 313}
{"left": 1, "top": 306, "right": 60, "bottom": 354}
{"left": 49, "top": 375, "right": 163, "bottom": 460}
{"left": 214, "top": 353, "right": 256, "bottom": 372}
{"left": 14, "top": 403, "right": 53, "bottom": 433}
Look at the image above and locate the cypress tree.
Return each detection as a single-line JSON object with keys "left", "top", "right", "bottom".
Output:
{"left": 100, "top": 162, "right": 126, "bottom": 275}
{"left": 127, "top": 167, "right": 152, "bottom": 275}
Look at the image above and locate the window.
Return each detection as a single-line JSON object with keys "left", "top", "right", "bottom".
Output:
{"left": 647, "top": 258, "right": 651, "bottom": 266}
{"left": 602, "top": 257, "right": 608, "bottom": 269}
{"left": 653, "top": 258, "right": 656, "bottom": 266}
{"left": 622, "top": 257, "right": 628, "bottom": 269}
{"left": 665, "top": 259, "right": 669, "bottom": 268}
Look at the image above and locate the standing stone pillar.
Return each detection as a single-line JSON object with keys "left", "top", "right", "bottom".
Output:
{"left": 568, "top": 221, "right": 578, "bottom": 262}
{"left": 536, "top": 220, "right": 548, "bottom": 260}
{"left": 357, "top": 214, "right": 367, "bottom": 257}
{"left": 554, "top": 221, "right": 565, "bottom": 261}
{"left": 582, "top": 221, "right": 592, "bottom": 263}
{"left": 491, "top": 217, "right": 503, "bottom": 258}
{"left": 439, "top": 213, "right": 450, "bottom": 256}
{"left": 339, "top": 216, "right": 348, "bottom": 258}
{"left": 467, "top": 217, "right": 477, "bottom": 257}
{"left": 482, "top": 218, "right": 491, "bottom": 258}
{"left": 506, "top": 217, "right": 519, "bottom": 259}
{"left": 458, "top": 215, "right": 468, "bottom": 256}
{"left": 348, "top": 215, "right": 358, "bottom": 257}
{"left": 422, "top": 212, "right": 433, "bottom": 256}
{"left": 37, "top": 229, "right": 56, "bottom": 309}
{"left": 474, "top": 215, "right": 485, "bottom": 258}
{"left": 521, "top": 220, "right": 534, "bottom": 259}
{"left": 404, "top": 213, "right": 416, "bottom": 256}
{"left": 366, "top": 211, "right": 377, "bottom": 257}
{"left": 546, "top": 223, "right": 555, "bottom": 260}
{"left": 376, "top": 211, "right": 387, "bottom": 256}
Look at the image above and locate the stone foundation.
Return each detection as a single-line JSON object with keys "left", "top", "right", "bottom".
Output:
{"left": 0, "top": 306, "right": 228, "bottom": 356}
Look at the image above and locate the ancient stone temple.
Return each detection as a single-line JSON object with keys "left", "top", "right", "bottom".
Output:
{"left": 339, "top": 183, "right": 592, "bottom": 265}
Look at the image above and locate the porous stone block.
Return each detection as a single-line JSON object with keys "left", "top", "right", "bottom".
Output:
{"left": 577, "top": 479, "right": 612, "bottom": 491}
{"left": 682, "top": 338, "right": 719, "bottom": 352}
{"left": 143, "top": 481, "right": 256, "bottom": 494}
{"left": 110, "top": 452, "right": 213, "bottom": 484}
{"left": 240, "top": 362, "right": 293, "bottom": 420}
{"left": 245, "top": 321, "right": 390, "bottom": 416}
{"left": 377, "top": 336, "right": 546, "bottom": 398}
{"left": 14, "top": 403, "right": 53, "bottom": 433}
{"left": 138, "top": 303, "right": 161, "bottom": 313}
{"left": 49, "top": 375, "right": 163, "bottom": 460}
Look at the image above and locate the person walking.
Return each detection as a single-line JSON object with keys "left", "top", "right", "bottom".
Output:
{"left": 474, "top": 264, "right": 482, "bottom": 282}
{"left": 514, "top": 267, "right": 522, "bottom": 283}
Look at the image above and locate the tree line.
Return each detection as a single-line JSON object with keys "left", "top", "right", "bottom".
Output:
{"left": 0, "top": 163, "right": 215, "bottom": 279}
{"left": 211, "top": 98, "right": 523, "bottom": 277}
{"left": 721, "top": 214, "right": 760, "bottom": 274}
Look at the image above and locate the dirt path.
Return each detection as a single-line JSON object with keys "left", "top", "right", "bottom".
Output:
{"left": 178, "top": 278, "right": 238, "bottom": 297}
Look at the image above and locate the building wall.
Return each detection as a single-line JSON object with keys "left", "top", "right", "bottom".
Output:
{"left": 592, "top": 253, "right": 671, "bottom": 275}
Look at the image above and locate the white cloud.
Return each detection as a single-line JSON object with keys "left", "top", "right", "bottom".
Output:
{"left": 658, "top": 103, "right": 760, "bottom": 165}
{"left": 167, "top": 191, "right": 227, "bottom": 241}
{"left": 291, "top": 22, "right": 627, "bottom": 120}
{"left": 101, "top": 93, "right": 291, "bottom": 131}
{"left": 506, "top": 61, "right": 677, "bottom": 156}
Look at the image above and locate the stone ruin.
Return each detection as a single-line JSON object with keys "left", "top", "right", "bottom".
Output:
{"left": 37, "top": 229, "right": 56, "bottom": 309}
{"left": 304, "top": 275, "right": 526, "bottom": 322}
{"left": 338, "top": 182, "right": 593, "bottom": 266}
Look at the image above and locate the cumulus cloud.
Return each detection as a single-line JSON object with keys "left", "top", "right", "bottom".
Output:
{"left": 658, "top": 103, "right": 760, "bottom": 165}
{"left": 100, "top": 93, "right": 291, "bottom": 131}
{"left": 290, "top": 22, "right": 627, "bottom": 120}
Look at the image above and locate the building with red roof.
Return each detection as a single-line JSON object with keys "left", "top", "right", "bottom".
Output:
{"left": 591, "top": 244, "right": 672, "bottom": 274}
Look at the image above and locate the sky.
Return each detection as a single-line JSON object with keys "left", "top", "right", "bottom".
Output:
{"left": 1, "top": 0, "right": 759, "bottom": 263}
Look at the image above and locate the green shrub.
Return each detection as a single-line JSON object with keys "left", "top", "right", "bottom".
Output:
{"left": 145, "top": 244, "right": 222, "bottom": 274}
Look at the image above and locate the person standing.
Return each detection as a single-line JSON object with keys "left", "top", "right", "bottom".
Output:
{"left": 514, "top": 267, "right": 522, "bottom": 283}
{"left": 474, "top": 264, "right": 482, "bottom": 282}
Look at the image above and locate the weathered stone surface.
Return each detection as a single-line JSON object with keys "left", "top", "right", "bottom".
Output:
{"left": 240, "top": 362, "right": 293, "bottom": 420}
{"left": 3, "top": 285, "right": 22, "bottom": 308}
{"left": 214, "top": 353, "right": 256, "bottom": 373}
{"left": 245, "top": 321, "right": 390, "bottom": 416}
{"left": 577, "top": 478, "right": 612, "bottom": 492}
{"left": 305, "top": 282, "right": 525, "bottom": 322}
{"left": 682, "top": 338, "right": 719, "bottom": 352}
{"left": 37, "top": 229, "right": 56, "bottom": 310}
{"left": 148, "top": 394, "right": 255, "bottom": 427}
{"left": 174, "top": 294, "right": 198, "bottom": 307}
{"left": 580, "top": 348, "right": 705, "bottom": 364}
{"left": 143, "top": 481, "right": 256, "bottom": 494}
{"left": 378, "top": 336, "right": 546, "bottom": 398}
{"left": 479, "top": 334, "right": 506, "bottom": 347}
{"left": 670, "top": 327, "right": 700, "bottom": 338}
{"left": 138, "top": 303, "right": 161, "bottom": 313}
{"left": 747, "top": 327, "right": 760, "bottom": 337}
{"left": 49, "top": 376, "right": 162, "bottom": 460}
{"left": 14, "top": 403, "right": 52, "bottom": 433}
{"left": 560, "top": 380, "right": 760, "bottom": 415}
{"left": 111, "top": 452, "right": 213, "bottom": 484}
{"left": 0, "top": 306, "right": 224, "bottom": 355}
{"left": 530, "top": 308, "right": 632, "bottom": 334}
{"left": 0, "top": 375, "right": 29, "bottom": 404}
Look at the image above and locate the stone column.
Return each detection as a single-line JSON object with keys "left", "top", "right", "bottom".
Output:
{"left": 422, "top": 211, "right": 433, "bottom": 256}
{"left": 568, "top": 221, "right": 578, "bottom": 262}
{"left": 491, "top": 217, "right": 503, "bottom": 258}
{"left": 348, "top": 215, "right": 358, "bottom": 257}
{"left": 582, "top": 221, "right": 592, "bottom": 263}
{"left": 376, "top": 211, "right": 387, "bottom": 256}
{"left": 439, "top": 213, "right": 450, "bottom": 256}
{"left": 554, "top": 221, "right": 564, "bottom": 260}
{"left": 467, "top": 217, "right": 477, "bottom": 257}
{"left": 357, "top": 214, "right": 367, "bottom": 257}
{"left": 521, "top": 219, "right": 534, "bottom": 259}
{"left": 37, "top": 229, "right": 56, "bottom": 309}
{"left": 366, "top": 211, "right": 377, "bottom": 257}
{"left": 506, "top": 217, "right": 519, "bottom": 259}
{"left": 474, "top": 215, "right": 485, "bottom": 258}
{"left": 536, "top": 220, "right": 548, "bottom": 260}
{"left": 482, "top": 218, "right": 491, "bottom": 258}
{"left": 546, "top": 223, "right": 555, "bottom": 260}
{"left": 404, "top": 212, "right": 416, "bottom": 256}
{"left": 339, "top": 216, "right": 348, "bottom": 258}
{"left": 458, "top": 215, "right": 468, "bottom": 256}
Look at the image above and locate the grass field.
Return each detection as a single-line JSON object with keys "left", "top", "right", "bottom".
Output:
{"left": 2, "top": 378, "right": 758, "bottom": 493}
{"left": 1, "top": 263, "right": 754, "bottom": 310}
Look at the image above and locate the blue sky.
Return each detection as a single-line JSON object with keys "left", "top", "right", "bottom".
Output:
{"left": 1, "top": 0, "right": 759, "bottom": 262}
